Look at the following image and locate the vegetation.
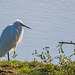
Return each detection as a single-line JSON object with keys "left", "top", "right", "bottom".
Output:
{"left": 0, "top": 46, "right": 75, "bottom": 75}
{"left": 0, "top": 60, "right": 75, "bottom": 75}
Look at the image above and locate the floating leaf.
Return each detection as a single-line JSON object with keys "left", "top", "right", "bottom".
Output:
{"left": 60, "top": 44, "right": 63, "bottom": 47}
{"left": 61, "top": 48, "right": 64, "bottom": 53}
{"left": 37, "top": 54, "right": 42, "bottom": 58}
{"left": 35, "top": 50, "right": 37, "bottom": 54}
{"left": 43, "top": 60, "right": 47, "bottom": 62}
{"left": 74, "top": 49, "right": 75, "bottom": 54}
{"left": 43, "top": 55, "right": 46, "bottom": 59}
{"left": 43, "top": 48, "right": 45, "bottom": 50}
{"left": 45, "top": 46, "right": 49, "bottom": 49}
{"left": 14, "top": 51, "right": 16, "bottom": 55}
{"left": 47, "top": 50, "right": 49, "bottom": 53}
{"left": 32, "top": 53, "right": 34, "bottom": 55}
{"left": 12, "top": 51, "right": 17, "bottom": 59}
{"left": 70, "top": 54, "right": 72, "bottom": 57}
{"left": 34, "top": 58, "right": 36, "bottom": 61}
{"left": 42, "top": 52, "right": 44, "bottom": 54}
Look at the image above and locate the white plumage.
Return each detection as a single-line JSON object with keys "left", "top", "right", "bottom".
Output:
{"left": 0, "top": 19, "right": 31, "bottom": 58}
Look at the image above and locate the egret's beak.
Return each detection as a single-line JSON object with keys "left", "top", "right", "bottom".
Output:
{"left": 22, "top": 24, "right": 31, "bottom": 29}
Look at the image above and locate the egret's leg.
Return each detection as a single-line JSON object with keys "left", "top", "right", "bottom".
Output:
{"left": 8, "top": 52, "right": 10, "bottom": 61}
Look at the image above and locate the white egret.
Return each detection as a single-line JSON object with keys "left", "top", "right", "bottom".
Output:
{"left": 0, "top": 19, "right": 31, "bottom": 61}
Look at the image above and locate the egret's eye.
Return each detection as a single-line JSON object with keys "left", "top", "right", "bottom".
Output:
{"left": 20, "top": 23, "right": 23, "bottom": 25}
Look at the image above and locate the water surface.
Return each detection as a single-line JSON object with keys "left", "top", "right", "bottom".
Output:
{"left": 0, "top": 0, "right": 75, "bottom": 64}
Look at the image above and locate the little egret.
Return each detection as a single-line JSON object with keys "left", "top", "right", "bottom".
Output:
{"left": 0, "top": 19, "right": 31, "bottom": 61}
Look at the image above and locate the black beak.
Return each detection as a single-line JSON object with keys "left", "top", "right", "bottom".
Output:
{"left": 22, "top": 24, "right": 31, "bottom": 29}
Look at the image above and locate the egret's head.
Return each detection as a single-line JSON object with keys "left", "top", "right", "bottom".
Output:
{"left": 13, "top": 19, "right": 31, "bottom": 29}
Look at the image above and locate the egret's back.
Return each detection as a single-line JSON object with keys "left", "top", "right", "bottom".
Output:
{"left": 0, "top": 25, "right": 23, "bottom": 57}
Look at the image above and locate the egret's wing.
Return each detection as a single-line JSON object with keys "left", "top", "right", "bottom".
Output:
{"left": 0, "top": 25, "right": 18, "bottom": 57}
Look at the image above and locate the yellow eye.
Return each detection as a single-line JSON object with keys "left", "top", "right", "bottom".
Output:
{"left": 20, "top": 23, "right": 22, "bottom": 25}
{"left": 20, "top": 23, "right": 23, "bottom": 25}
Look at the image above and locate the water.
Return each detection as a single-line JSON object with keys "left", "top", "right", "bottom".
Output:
{"left": 0, "top": 0, "right": 75, "bottom": 64}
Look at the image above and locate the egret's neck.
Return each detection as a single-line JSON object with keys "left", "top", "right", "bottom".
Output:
{"left": 13, "top": 24, "right": 24, "bottom": 43}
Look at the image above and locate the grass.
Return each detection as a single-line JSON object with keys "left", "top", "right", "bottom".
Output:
{"left": 0, "top": 46, "right": 75, "bottom": 75}
{"left": 0, "top": 60, "right": 75, "bottom": 75}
